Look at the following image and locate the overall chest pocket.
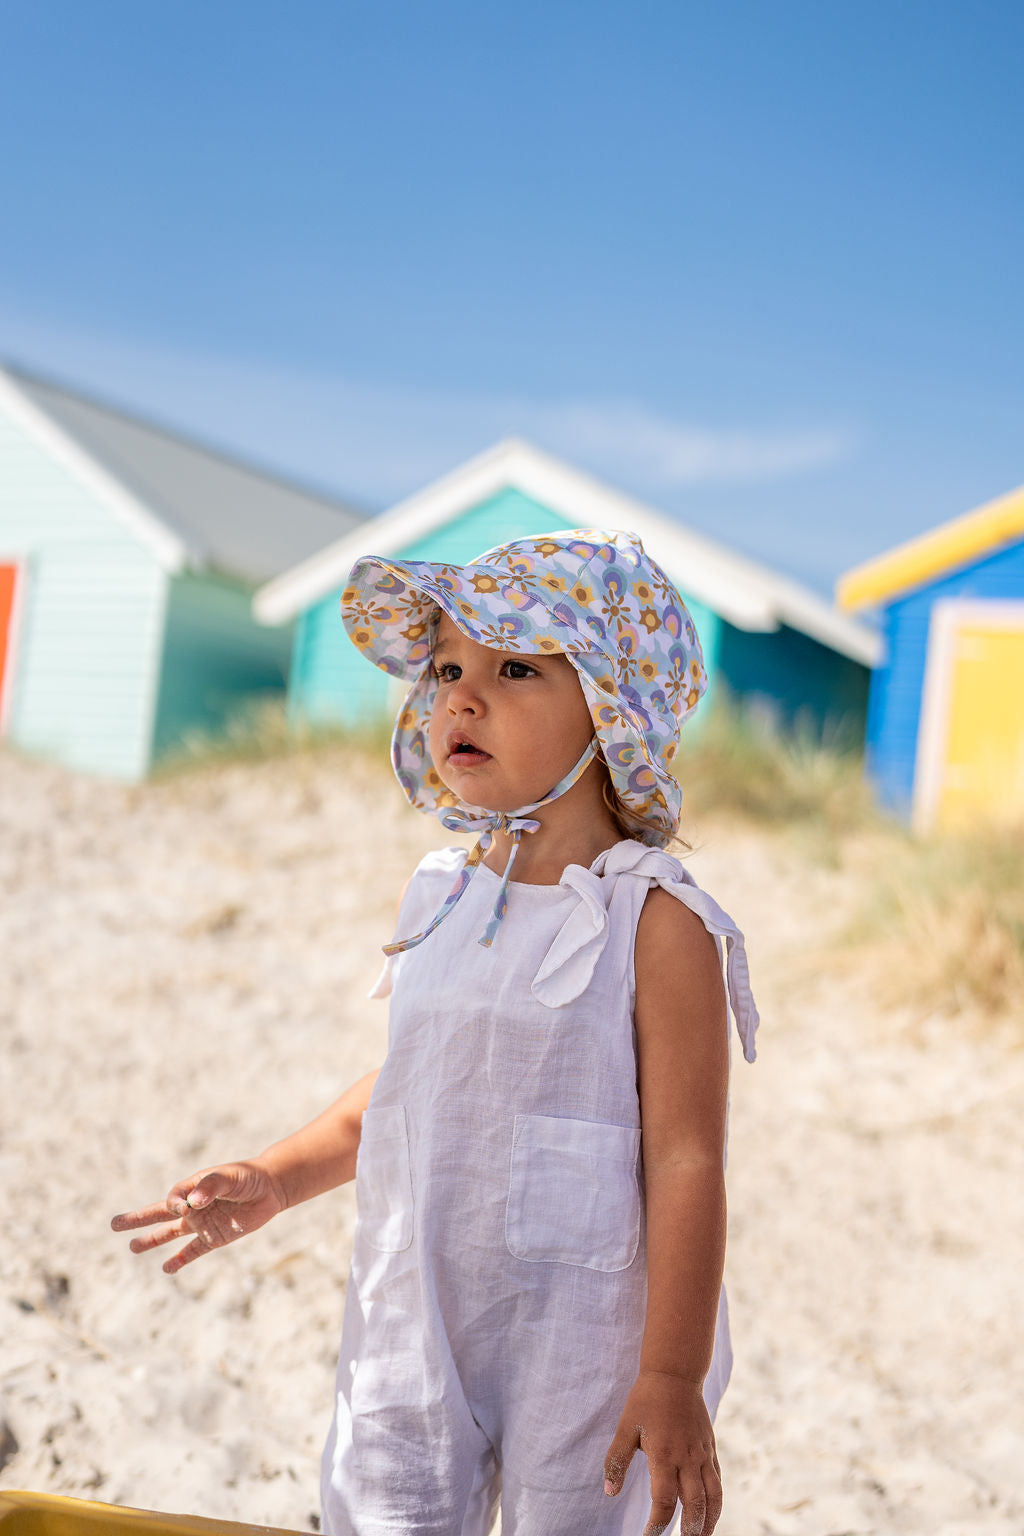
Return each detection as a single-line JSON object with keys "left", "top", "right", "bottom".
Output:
{"left": 355, "top": 1104, "right": 414, "bottom": 1253}
{"left": 506, "top": 1113, "right": 642, "bottom": 1272}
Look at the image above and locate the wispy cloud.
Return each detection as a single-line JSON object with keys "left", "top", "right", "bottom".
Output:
{"left": 0, "top": 307, "right": 857, "bottom": 513}
{"left": 535, "top": 400, "right": 854, "bottom": 488}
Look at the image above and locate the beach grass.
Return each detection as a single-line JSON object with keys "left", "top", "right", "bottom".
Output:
{"left": 676, "top": 696, "right": 1023, "bottom": 1025}
{"left": 840, "top": 819, "right": 1024, "bottom": 1021}
{"left": 674, "top": 694, "right": 877, "bottom": 852}
{"left": 152, "top": 691, "right": 1023, "bottom": 1025}
{"left": 151, "top": 696, "right": 393, "bottom": 777}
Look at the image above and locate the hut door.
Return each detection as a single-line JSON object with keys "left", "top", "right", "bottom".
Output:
{"left": 0, "top": 561, "right": 22, "bottom": 732}
{"left": 915, "top": 598, "right": 1024, "bottom": 831}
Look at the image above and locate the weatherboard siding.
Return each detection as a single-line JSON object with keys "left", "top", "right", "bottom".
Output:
{"left": 717, "top": 619, "right": 869, "bottom": 741}
{"left": 289, "top": 488, "right": 572, "bottom": 727}
{"left": 291, "top": 585, "right": 390, "bottom": 729}
{"left": 866, "top": 536, "right": 1024, "bottom": 815}
{"left": 152, "top": 571, "right": 294, "bottom": 759}
{"left": 0, "top": 402, "right": 166, "bottom": 779}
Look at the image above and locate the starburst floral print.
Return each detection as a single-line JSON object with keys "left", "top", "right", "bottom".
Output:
{"left": 340, "top": 528, "right": 707, "bottom": 844}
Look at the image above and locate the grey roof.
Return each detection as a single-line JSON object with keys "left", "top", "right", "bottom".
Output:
{"left": 5, "top": 361, "right": 369, "bottom": 586}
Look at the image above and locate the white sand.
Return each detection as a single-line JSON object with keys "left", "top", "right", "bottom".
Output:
{"left": 1, "top": 745, "right": 1021, "bottom": 1534}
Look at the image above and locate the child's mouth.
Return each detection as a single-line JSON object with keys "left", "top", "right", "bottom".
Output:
{"left": 448, "top": 738, "right": 491, "bottom": 765}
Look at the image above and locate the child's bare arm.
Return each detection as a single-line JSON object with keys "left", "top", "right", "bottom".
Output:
{"left": 603, "top": 889, "right": 729, "bottom": 1536}
{"left": 111, "top": 1067, "right": 380, "bottom": 1274}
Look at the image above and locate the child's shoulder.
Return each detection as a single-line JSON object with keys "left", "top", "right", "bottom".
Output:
{"left": 394, "top": 845, "right": 469, "bottom": 927}
{"left": 605, "top": 841, "right": 759, "bottom": 1063}
{"left": 410, "top": 844, "right": 469, "bottom": 882}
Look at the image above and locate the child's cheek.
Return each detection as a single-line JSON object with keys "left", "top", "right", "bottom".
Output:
{"left": 426, "top": 695, "right": 445, "bottom": 752}
{"left": 427, "top": 730, "right": 448, "bottom": 781}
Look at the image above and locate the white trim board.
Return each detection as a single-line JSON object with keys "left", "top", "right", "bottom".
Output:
{"left": 0, "top": 368, "right": 194, "bottom": 573}
{"left": 254, "top": 437, "right": 880, "bottom": 666}
{"left": 913, "top": 597, "right": 1024, "bottom": 834}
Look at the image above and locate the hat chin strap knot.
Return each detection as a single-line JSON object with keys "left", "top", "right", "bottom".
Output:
{"left": 383, "top": 739, "right": 598, "bottom": 956}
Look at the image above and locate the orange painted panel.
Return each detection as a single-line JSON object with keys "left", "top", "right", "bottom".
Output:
{"left": 0, "top": 563, "right": 17, "bottom": 702}
{"left": 939, "top": 623, "right": 1024, "bottom": 827}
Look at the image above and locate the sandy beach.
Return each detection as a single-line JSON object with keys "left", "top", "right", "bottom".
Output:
{"left": 1, "top": 743, "right": 1021, "bottom": 1534}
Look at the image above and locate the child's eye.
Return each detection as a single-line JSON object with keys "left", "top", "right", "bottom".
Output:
{"left": 433, "top": 662, "right": 461, "bottom": 683}
{"left": 503, "top": 660, "right": 535, "bottom": 680}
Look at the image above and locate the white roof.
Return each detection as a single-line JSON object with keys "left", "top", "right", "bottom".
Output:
{"left": 254, "top": 437, "right": 881, "bottom": 666}
{"left": 1, "top": 362, "right": 366, "bottom": 584}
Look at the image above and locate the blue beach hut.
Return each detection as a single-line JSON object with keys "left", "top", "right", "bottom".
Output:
{"left": 0, "top": 362, "right": 365, "bottom": 780}
{"left": 837, "top": 482, "right": 1024, "bottom": 831}
{"left": 255, "top": 439, "right": 878, "bottom": 741}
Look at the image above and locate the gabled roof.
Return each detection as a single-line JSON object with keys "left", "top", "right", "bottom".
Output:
{"left": 254, "top": 437, "right": 880, "bottom": 665}
{"left": 0, "top": 361, "right": 367, "bottom": 586}
{"left": 837, "top": 481, "right": 1024, "bottom": 612}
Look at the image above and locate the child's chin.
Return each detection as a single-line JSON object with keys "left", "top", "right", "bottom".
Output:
{"left": 432, "top": 761, "right": 550, "bottom": 814}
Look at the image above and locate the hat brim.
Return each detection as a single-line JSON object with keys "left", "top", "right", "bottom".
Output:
{"left": 341, "top": 547, "right": 700, "bottom": 845}
{"left": 341, "top": 555, "right": 597, "bottom": 678}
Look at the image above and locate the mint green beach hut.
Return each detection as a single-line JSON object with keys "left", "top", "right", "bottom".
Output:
{"left": 0, "top": 363, "right": 364, "bottom": 780}
{"left": 255, "top": 439, "right": 879, "bottom": 740}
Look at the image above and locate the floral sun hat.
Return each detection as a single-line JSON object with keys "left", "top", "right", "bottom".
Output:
{"left": 340, "top": 527, "right": 707, "bottom": 851}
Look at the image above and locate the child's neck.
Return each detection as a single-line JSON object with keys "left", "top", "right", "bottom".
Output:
{"left": 481, "top": 775, "right": 623, "bottom": 885}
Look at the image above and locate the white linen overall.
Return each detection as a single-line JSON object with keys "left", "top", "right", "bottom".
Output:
{"left": 321, "top": 840, "right": 758, "bottom": 1536}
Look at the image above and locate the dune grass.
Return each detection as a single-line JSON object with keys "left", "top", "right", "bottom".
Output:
{"left": 151, "top": 695, "right": 393, "bottom": 777}
{"left": 839, "top": 820, "right": 1024, "bottom": 1022}
{"left": 674, "top": 697, "right": 1023, "bottom": 1023}
{"left": 156, "top": 691, "right": 1022, "bottom": 1024}
{"left": 674, "top": 696, "right": 878, "bottom": 853}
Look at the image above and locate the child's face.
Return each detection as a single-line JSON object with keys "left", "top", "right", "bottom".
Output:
{"left": 428, "top": 614, "right": 595, "bottom": 811}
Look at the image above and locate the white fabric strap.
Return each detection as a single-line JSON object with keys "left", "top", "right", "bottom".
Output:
{"left": 531, "top": 842, "right": 759, "bottom": 1062}
{"left": 384, "top": 740, "right": 598, "bottom": 955}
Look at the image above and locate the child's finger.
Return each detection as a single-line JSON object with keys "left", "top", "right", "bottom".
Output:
{"left": 184, "top": 1170, "right": 233, "bottom": 1208}
{"left": 603, "top": 1423, "right": 639, "bottom": 1496}
{"left": 677, "top": 1467, "right": 707, "bottom": 1536}
{"left": 162, "top": 1235, "right": 212, "bottom": 1275}
{"left": 643, "top": 1461, "right": 680, "bottom": 1535}
{"left": 700, "top": 1455, "right": 723, "bottom": 1532}
{"left": 111, "top": 1201, "right": 177, "bottom": 1232}
{"left": 127, "top": 1221, "right": 187, "bottom": 1256}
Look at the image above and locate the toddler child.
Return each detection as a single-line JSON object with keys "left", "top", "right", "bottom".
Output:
{"left": 113, "top": 529, "right": 758, "bottom": 1536}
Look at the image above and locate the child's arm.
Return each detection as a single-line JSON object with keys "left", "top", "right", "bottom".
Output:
{"left": 603, "top": 888, "right": 730, "bottom": 1536}
{"left": 114, "top": 877, "right": 413, "bottom": 1274}
{"left": 110, "top": 1068, "right": 380, "bottom": 1275}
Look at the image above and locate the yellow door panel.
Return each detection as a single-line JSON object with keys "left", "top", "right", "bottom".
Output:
{"left": 939, "top": 623, "right": 1024, "bottom": 828}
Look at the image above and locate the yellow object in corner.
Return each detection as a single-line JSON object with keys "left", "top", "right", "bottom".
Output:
{"left": 0, "top": 1491, "right": 303, "bottom": 1536}
{"left": 837, "top": 481, "right": 1024, "bottom": 611}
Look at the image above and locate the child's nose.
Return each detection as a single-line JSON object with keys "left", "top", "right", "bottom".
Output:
{"left": 446, "top": 674, "right": 484, "bottom": 713}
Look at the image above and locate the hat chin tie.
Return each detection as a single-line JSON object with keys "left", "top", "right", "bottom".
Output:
{"left": 383, "top": 739, "right": 598, "bottom": 956}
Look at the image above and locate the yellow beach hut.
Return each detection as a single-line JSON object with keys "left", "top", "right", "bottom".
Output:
{"left": 837, "top": 483, "right": 1024, "bottom": 832}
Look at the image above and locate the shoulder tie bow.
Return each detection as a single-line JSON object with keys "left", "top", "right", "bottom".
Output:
{"left": 531, "top": 842, "right": 759, "bottom": 1063}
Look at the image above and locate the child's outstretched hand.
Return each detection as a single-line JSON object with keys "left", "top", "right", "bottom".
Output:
{"left": 603, "top": 1370, "right": 722, "bottom": 1536}
{"left": 110, "top": 1162, "right": 287, "bottom": 1275}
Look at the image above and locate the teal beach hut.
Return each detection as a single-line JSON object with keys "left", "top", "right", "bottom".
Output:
{"left": 0, "top": 363, "right": 364, "bottom": 780}
{"left": 837, "top": 482, "right": 1024, "bottom": 831}
{"left": 255, "top": 439, "right": 879, "bottom": 740}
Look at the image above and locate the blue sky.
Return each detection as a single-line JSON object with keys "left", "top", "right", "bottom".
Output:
{"left": 1, "top": 1, "right": 1021, "bottom": 595}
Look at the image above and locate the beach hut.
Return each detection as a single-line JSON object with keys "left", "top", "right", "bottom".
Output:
{"left": 0, "top": 362, "right": 365, "bottom": 780}
{"left": 837, "top": 482, "right": 1024, "bottom": 831}
{"left": 255, "top": 438, "right": 879, "bottom": 741}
